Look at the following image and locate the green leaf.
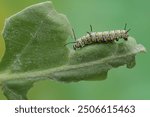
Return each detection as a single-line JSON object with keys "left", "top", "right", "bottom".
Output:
{"left": 52, "top": 37, "right": 145, "bottom": 82}
{"left": 2, "top": 79, "right": 33, "bottom": 100}
{"left": 0, "top": 1, "right": 146, "bottom": 99}
{"left": 1, "top": 1, "right": 71, "bottom": 72}
{"left": 0, "top": 1, "right": 72, "bottom": 99}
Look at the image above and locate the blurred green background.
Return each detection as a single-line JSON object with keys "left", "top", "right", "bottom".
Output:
{"left": 0, "top": 0, "right": 149, "bottom": 100}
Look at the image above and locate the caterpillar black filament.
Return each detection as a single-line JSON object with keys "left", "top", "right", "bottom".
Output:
{"left": 65, "top": 24, "right": 130, "bottom": 50}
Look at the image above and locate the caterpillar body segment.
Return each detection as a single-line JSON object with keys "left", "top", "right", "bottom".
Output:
{"left": 73, "top": 29, "right": 129, "bottom": 50}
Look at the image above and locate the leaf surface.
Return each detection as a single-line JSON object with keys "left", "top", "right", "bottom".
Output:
{"left": 0, "top": 1, "right": 72, "bottom": 99}
{"left": 0, "top": 1, "right": 146, "bottom": 99}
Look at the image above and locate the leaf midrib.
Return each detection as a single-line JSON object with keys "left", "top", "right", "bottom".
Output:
{"left": 0, "top": 44, "right": 145, "bottom": 83}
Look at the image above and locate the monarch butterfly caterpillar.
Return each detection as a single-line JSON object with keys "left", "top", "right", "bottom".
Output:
{"left": 65, "top": 24, "right": 130, "bottom": 50}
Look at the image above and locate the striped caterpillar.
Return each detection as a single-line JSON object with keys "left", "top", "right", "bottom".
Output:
{"left": 65, "top": 24, "right": 130, "bottom": 50}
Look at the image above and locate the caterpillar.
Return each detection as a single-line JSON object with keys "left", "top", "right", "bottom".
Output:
{"left": 65, "top": 24, "right": 130, "bottom": 50}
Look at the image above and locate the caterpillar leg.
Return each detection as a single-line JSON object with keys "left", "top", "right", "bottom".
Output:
{"left": 115, "top": 38, "right": 119, "bottom": 41}
{"left": 123, "top": 38, "right": 128, "bottom": 41}
{"left": 73, "top": 45, "right": 76, "bottom": 50}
